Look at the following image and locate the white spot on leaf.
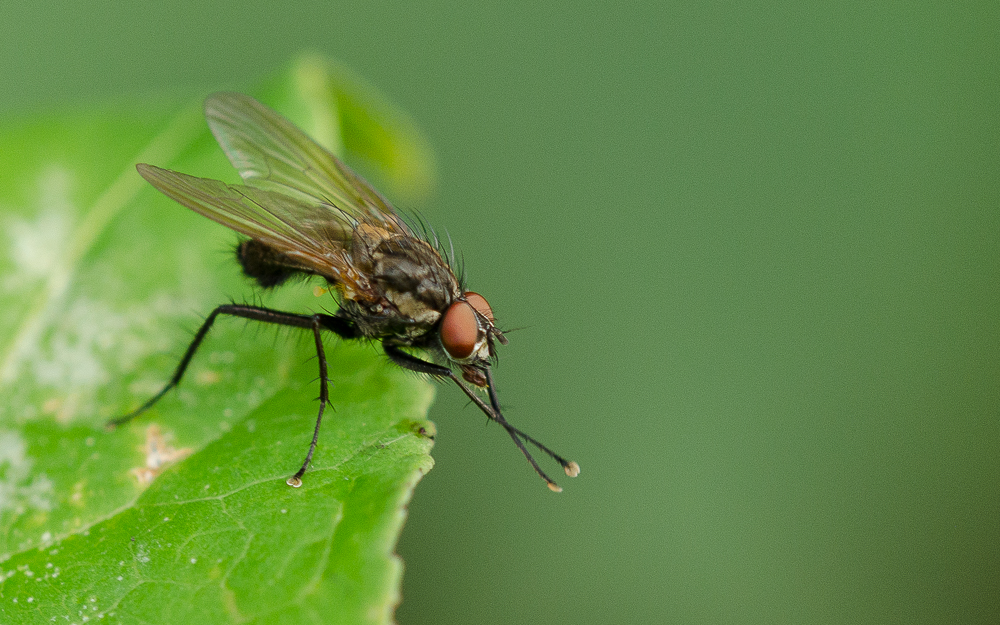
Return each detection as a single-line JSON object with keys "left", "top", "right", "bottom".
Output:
{"left": 130, "top": 425, "right": 192, "bottom": 485}
{"left": 0, "top": 429, "right": 53, "bottom": 514}
{"left": 5, "top": 168, "right": 74, "bottom": 284}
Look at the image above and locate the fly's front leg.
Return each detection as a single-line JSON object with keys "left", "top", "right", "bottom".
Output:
{"left": 381, "top": 344, "right": 496, "bottom": 416}
{"left": 382, "top": 344, "right": 577, "bottom": 491}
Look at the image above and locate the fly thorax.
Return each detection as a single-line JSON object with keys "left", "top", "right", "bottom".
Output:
{"left": 384, "top": 289, "right": 442, "bottom": 327}
{"left": 370, "top": 236, "right": 460, "bottom": 321}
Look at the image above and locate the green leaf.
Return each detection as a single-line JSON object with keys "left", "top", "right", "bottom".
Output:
{"left": 0, "top": 54, "right": 436, "bottom": 624}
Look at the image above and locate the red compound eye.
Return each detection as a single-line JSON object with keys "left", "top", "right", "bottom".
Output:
{"left": 440, "top": 300, "right": 479, "bottom": 359}
{"left": 464, "top": 291, "right": 494, "bottom": 322}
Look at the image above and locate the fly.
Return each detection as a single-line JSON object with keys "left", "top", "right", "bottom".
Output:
{"left": 108, "top": 92, "right": 579, "bottom": 492}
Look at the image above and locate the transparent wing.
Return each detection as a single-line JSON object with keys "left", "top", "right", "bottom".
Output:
{"left": 204, "top": 92, "right": 409, "bottom": 235}
{"left": 136, "top": 163, "right": 369, "bottom": 290}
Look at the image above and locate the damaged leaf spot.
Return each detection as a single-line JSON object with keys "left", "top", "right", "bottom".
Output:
{"left": 130, "top": 424, "right": 192, "bottom": 485}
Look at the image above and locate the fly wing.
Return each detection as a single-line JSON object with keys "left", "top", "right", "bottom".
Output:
{"left": 204, "top": 92, "right": 410, "bottom": 235}
{"left": 136, "top": 163, "right": 370, "bottom": 291}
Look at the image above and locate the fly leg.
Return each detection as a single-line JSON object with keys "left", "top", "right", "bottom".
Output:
{"left": 109, "top": 304, "right": 323, "bottom": 427}
{"left": 285, "top": 314, "right": 328, "bottom": 487}
{"left": 483, "top": 366, "right": 580, "bottom": 479}
{"left": 383, "top": 344, "right": 578, "bottom": 491}
{"left": 286, "top": 312, "right": 363, "bottom": 487}
{"left": 107, "top": 304, "right": 355, "bottom": 487}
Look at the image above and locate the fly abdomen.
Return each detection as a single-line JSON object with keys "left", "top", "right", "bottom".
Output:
{"left": 237, "top": 239, "right": 300, "bottom": 288}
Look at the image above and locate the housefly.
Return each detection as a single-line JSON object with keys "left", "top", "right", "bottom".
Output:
{"left": 109, "top": 92, "right": 579, "bottom": 491}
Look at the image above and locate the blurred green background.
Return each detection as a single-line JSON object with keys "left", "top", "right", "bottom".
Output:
{"left": 2, "top": 2, "right": 997, "bottom": 623}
